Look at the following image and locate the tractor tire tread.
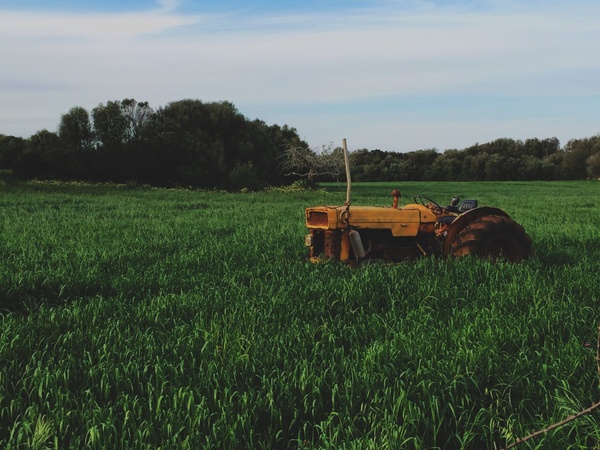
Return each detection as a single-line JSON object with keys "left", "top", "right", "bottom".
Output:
{"left": 451, "top": 214, "right": 533, "bottom": 262}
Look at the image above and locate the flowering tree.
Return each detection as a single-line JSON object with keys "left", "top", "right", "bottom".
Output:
{"left": 281, "top": 142, "right": 345, "bottom": 185}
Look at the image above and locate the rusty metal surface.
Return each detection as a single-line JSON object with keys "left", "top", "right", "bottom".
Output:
{"left": 443, "top": 206, "right": 511, "bottom": 256}
{"left": 323, "top": 230, "right": 341, "bottom": 258}
{"left": 306, "top": 210, "right": 329, "bottom": 227}
{"left": 419, "top": 223, "right": 436, "bottom": 234}
{"left": 390, "top": 189, "right": 401, "bottom": 208}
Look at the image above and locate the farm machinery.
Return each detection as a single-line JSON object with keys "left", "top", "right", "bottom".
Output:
{"left": 304, "top": 140, "right": 534, "bottom": 263}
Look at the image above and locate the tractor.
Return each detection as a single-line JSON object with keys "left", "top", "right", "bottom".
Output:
{"left": 304, "top": 140, "right": 534, "bottom": 263}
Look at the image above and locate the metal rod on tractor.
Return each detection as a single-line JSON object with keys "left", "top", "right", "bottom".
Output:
{"left": 341, "top": 139, "right": 366, "bottom": 260}
{"left": 343, "top": 138, "right": 351, "bottom": 206}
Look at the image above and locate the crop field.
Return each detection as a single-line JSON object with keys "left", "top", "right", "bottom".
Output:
{"left": 1, "top": 179, "right": 599, "bottom": 449}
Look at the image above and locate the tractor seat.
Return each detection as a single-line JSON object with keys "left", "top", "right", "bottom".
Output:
{"left": 458, "top": 199, "right": 478, "bottom": 212}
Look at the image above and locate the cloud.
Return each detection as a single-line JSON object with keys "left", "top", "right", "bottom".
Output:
{"left": 0, "top": 0, "right": 203, "bottom": 40}
{"left": 120, "top": 3, "right": 600, "bottom": 104}
{"left": 1, "top": 0, "right": 600, "bottom": 149}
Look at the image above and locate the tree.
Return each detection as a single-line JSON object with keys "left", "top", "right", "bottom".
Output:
{"left": 403, "top": 149, "right": 439, "bottom": 181}
{"left": 92, "top": 101, "right": 128, "bottom": 149}
{"left": 92, "top": 101, "right": 132, "bottom": 181}
{"left": 227, "top": 161, "right": 262, "bottom": 191}
{"left": 141, "top": 99, "right": 212, "bottom": 185}
{"left": 56, "top": 106, "right": 94, "bottom": 179}
{"left": 140, "top": 99, "right": 298, "bottom": 189}
{"left": 586, "top": 153, "right": 600, "bottom": 178}
{"left": 428, "top": 149, "right": 464, "bottom": 181}
{"left": 523, "top": 137, "right": 560, "bottom": 159}
{"left": 13, "top": 130, "right": 60, "bottom": 179}
{"left": 562, "top": 137, "right": 600, "bottom": 179}
{"left": 59, "top": 106, "right": 94, "bottom": 153}
{"left": 121, "top": 99, "right": 154, "bottom": 141}
{"left": 280, "top": 142, "right": 345, "bottom": 185}
{"left": 0, "top": 135, "right": 26, "bottom": 170}
{"left": 466, "top": 152, "right": 488, "bottom": 180}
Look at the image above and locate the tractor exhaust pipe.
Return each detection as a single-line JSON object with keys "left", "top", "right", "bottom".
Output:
{"left": 343, "top": 138, "right": 351, "bottom": 206}
{"left": 349, "top": 229, "right": 366, "bottom": 260}
{"left": 342, "top": 139, "right": 367, "bottom": 261}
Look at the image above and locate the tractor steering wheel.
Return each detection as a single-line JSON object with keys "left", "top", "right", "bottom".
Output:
{"left": 422, "top": 196, "right": 444, "bottom": 216}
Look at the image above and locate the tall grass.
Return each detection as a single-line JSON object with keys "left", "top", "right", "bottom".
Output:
{"left": 0, "top": 180, "right": 599, "bottom": 449}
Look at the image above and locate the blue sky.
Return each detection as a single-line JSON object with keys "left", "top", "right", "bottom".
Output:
{"left": 1, "top": 0, "right": 600, "bottom": 152}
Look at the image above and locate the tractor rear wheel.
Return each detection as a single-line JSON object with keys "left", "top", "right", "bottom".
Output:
{"left": 451, "top": 214, "right": 533, "bottom": 262}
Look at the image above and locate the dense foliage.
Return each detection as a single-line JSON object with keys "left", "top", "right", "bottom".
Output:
{"left": 1, "top": 179, "right": 599, "bottom": 449}
{"left": 1, "top": 98, "right": 600, "bottom": 188}
{"left": 349, "top": 136, "right": 600, "bottom": 182}
{"left": 0, "top": 99, "right": 308, "bottom": 190}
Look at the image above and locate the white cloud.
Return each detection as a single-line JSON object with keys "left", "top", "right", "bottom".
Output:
{"left": 1, "top": 0, "right": 600, "bottom": 148}
{"left": 0, "top": 1, "right": 203, "bottom": 40}
{"left": 114, "top": 5, "right": 600, "bottom": 104}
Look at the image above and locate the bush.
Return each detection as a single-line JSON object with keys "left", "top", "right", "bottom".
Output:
{"left": 226, "top": 161, "right": 262, "bottom": 191}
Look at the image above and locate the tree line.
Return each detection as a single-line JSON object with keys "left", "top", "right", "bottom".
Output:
{"left": 0, "top": 99, "right": 308, "bottom": 190}
{"left": 348, "top": 136, "right": 600, "bottom": 182}
{"left": 1, "top": 98, "right": 599, "bottom": 189}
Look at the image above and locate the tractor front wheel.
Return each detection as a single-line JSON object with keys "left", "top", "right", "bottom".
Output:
{"left": 451, "top": 215, "right": 534, "bottom": 262}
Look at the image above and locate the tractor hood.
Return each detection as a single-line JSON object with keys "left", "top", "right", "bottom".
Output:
{"left": 305, "top": 204, "right": 439, "bottom": 237}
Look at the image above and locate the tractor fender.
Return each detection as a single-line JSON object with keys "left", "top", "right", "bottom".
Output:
{"left": 443, "top": 207, "right": 511, "bottom": 256}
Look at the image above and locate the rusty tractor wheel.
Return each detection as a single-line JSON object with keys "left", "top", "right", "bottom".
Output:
{"left": 451, "top": 214, "right": 534, "bottom": 262}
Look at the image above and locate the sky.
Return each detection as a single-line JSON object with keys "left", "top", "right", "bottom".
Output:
{"left": 1, "top": 0, "right": 600, "bottom": 152}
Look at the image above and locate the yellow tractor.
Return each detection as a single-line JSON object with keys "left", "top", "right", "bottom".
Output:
{"left": 304, "top": 140, "right": 534, "bottom": 263}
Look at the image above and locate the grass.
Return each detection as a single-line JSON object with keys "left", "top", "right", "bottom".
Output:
{"left": 0, "top": 179, "right": 599, "bottom": 449}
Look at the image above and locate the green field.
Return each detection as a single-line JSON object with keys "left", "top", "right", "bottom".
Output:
{"left": 1, "top": 179, "right": 599, "bottom": 449}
